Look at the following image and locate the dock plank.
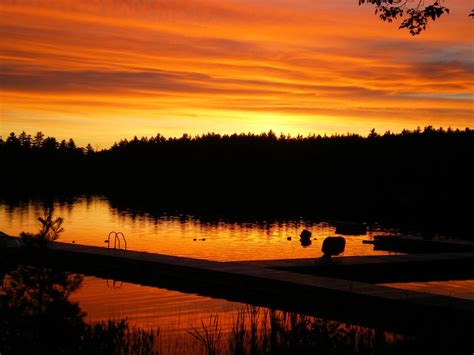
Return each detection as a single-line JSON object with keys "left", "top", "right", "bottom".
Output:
{"left": 1, "top": 235, "right": 474, "bottom": 336}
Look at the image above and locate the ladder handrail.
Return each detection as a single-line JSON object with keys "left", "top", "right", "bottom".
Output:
{"left": 107, "top": 231, "right": 115, "bottom": 248}
{"left": 107, "top": 231, "right": 127, "bottom": 250}
{"left": 106, "top": 279, "right": 123, "bottom": 289}
{"left": 115, "top": 233, "right": 120, "bottom": 249}
{"left": 116, "top": 232, "right": 127, "bottom": 250}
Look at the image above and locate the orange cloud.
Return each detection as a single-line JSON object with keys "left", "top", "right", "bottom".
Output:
{"left": 1, "top": 0, "right": 473, "bottom": 146}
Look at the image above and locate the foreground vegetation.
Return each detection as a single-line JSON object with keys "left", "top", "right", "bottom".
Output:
{"left": 1, "top": 264, "right": 472, "bottom": 354}
{"left": 0, "top": 265, "right": 159, "bottom": 355}
{"left": 0, "top": 265, "right": 411, "bottom": 354}
{"left": 1, "top": 127, "right": 473, "bottom": 238}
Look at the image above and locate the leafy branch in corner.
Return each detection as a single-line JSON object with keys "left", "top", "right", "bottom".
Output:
{"left": 359, "top": 1, "right": 471, "bottom": 35}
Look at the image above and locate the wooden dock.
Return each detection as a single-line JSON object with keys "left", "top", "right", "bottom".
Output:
{"left": 1, "top": 234, "right": 474, "bottom": 339}
{"left": 364, "top": 234, "right": 474, "bottom": 253}
{"left": 241, "top": 252, "right": 474, "bottom": 283}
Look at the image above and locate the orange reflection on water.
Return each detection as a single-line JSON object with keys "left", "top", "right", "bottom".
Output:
{"left": 0, "top": 196, "right": 396, "bottom": 261}
{"left": 71, "top": 276, "right": 408, "bottom": 354}
{"left": 71, "top": 276, "right": 242, "bottom": 331}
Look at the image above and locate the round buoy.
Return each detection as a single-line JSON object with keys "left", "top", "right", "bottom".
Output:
{"left": 322, "top": 237, "right": 346, "bottom": 257}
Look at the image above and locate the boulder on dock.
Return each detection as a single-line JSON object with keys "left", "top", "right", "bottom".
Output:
{"left": 322, "top": 237, "right": 346, "bottom": 258}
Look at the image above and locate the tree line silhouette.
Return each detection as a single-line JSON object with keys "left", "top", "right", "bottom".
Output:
{"left": 1, "top": 127, "right": 473, "bottom": 238}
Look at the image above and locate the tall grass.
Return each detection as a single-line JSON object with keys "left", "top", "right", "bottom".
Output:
{"left": 81, "top": 319, "right": 159, "bottom": 355}
{"left": 188, "top": 315, "right": 223, "bottom": 355}
{"left": 189, "top": 306, "right": 413, "bottom": 355}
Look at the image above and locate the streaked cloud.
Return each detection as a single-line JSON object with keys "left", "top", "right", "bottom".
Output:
{"left": 1, "top": 0, "right": 473, "bottom": 146}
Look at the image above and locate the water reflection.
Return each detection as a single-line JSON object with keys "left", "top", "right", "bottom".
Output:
{"left": 1, "top": 265, "right": 414, "bottom": 355}
{"left": 0, "top": 265, "right": 158, "bottom": 354}
{"left": 0, "top": 195, "right": 398, "bottom": 261}
{"left": 189, "top": 307, "right": 411, "bottom": 355}
{"left": 300, "top": 238, "right": 312, "bottom": 248}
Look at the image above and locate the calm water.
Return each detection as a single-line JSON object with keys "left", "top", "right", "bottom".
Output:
{"left": 71, "top": 276, "right": 243, "bottom": 331}
{"left": 2, "top": 196, "right": 473, "bottom": 353}
{"left": 2, "top": 195, "right": 472, "bottom": 300}
{"left": 71, "top": 276, "right": 247, "bottom": 353}
{"left": 0, "top": 195, "right": 397, "bottom": 261}
{"left": 0, "top": 268, "right": 410, "bottom": 355}
{"left": 0, "top": 266, "right": 474, "bottom": 354}
{"left": 74, "top": 277, "right": 474, "bottom": 335}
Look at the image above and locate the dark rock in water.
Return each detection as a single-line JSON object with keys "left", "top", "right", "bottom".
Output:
{"left": 300, "top": 230, "right": 312, "bottom": 248}
{"left": 335, "top": 222, "right": 367, "bottom": 236}
{"left": 300, "top": 229, "right": 312, "bottom": 240}
{"left": 300, "top": 238, "right": 312, "bottom": 248}
{"left": 322, "top": 236, "right": 346, "bottom": 257}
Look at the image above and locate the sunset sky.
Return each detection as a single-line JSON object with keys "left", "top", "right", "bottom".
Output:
{"left": 1, "top": 0, "right": 473, "bottom": 147}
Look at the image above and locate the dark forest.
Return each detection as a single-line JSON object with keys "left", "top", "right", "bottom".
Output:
{"left": 1, "top": 127, "right": 473, "bottom": 238}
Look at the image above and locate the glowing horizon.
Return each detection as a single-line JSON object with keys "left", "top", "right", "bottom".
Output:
{"left": 1, "top": 0, "right": 473, "bottom": 148}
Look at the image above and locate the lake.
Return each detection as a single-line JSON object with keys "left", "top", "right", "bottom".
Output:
{"left": 0, "top": 195, "right": 398, "bottom": 261}
{"left": 1, "top": 195, "right": 472, "bottom": 353}
{"left": 0, "top": 267, "right": 410, "bottom": 354}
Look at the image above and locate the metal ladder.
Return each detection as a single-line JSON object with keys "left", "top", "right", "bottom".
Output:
{"left": 106, "top": 231, "right": 127, "bottom": 250}
{"left": 106, "top": 279, "right": 123, "bottom": 289}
